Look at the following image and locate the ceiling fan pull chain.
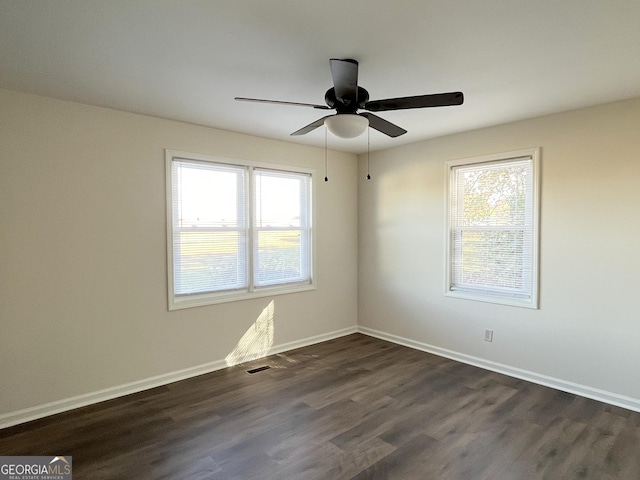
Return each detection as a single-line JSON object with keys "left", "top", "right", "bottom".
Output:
{"left": 367, "top": 128, "right": 371, "bottom": 180}
{"left": 324, "top": 126, "right": 329, "bottom": 182}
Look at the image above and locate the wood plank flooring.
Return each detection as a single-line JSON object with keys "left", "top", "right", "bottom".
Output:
{"left": 1, "top": 333, "right": 639, "bottom": 479}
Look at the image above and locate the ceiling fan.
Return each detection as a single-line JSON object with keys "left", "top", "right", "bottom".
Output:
{"left": 236, "top": 58, "right": 464, "bottom": 139}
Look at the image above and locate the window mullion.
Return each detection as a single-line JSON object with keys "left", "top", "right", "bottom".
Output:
{"left": 247, "top": 166, "right": 255, "bottom": 293}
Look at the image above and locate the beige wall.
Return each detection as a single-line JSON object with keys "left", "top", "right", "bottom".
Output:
{"left": 358, "top": 97, "right": 640, "bottom": 404}
{"left": 3, "top": 87, "right": 640, "bottom": 421}
{"left": 0, "top": 89, "right": 358, "bottom": 417}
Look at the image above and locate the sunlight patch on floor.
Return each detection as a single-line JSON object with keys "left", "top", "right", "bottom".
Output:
{"left": 225, "top": 300, "right": 275, "bottom": 366}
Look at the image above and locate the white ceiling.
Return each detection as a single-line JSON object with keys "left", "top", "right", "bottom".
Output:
{"left": 1, "top": 1, "right": 639, "bottom": 154}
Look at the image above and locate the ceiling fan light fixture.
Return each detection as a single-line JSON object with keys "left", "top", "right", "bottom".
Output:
{"left": 324, "top": 114, "right": 369, "bottom": 138}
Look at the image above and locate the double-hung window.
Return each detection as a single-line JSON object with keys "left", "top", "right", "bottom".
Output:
{"left": 166, "top": 150, "right": 314, "bottom": 309}
{"left": 445, "top": 148, "right": 540, "bottom": 308}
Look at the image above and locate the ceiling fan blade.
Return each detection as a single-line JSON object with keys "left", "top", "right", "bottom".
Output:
{"left": 330, "top": 58, "right": 359, "bottom": 104}
{"left": 365, "top": 92, "right": 464, "bottom": 112}
{"left": 235, "top": 97, "right": 330, "bottom": 110}
{"left": 359, "top": 112, "right": 407, "bottom": 138}
{"left": 290, "top": 115, "right": 333, "bottom": 136}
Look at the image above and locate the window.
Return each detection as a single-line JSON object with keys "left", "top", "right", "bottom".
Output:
{"left": 166, "top": 150, "right": 314, "bottom": 309}
{"left": 445, "top": 148, "right": 540, "bottom": 308}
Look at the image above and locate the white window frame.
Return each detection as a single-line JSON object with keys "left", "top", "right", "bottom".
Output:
{"left": 444, "top": 148, "right": 540, "bottom": 309}
{"left": 166, "top": 150, "right": 315, "bottom": 310}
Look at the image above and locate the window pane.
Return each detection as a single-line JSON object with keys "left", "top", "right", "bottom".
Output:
{"left": 253, "top": 169, "right": 311, "bottom": 288}
{"left": 254, "top": 171, "right": 306, "bottom": 227}
{"left": 255, "top": 230, "right": 304, "bottom": 285}
{"left": 174, "top": 161, "right": 244, "bottom": 228}
{"left": 455, "top": 161, "right": 530, "bottom": 227}
{"left": 172, "top": 159, "right": 248, "bottom": 295}
{"left": 174, "top": 230, "right": 248, "bottom": 294}
{"left": 452, "top": 229, "right": 527, "bottom": 293}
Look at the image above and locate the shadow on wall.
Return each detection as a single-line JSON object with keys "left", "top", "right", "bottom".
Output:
{"left": 225, "top": 300, "right": 275, "bottom": 366}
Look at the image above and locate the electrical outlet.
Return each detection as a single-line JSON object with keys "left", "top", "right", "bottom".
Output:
{"left": 484, "top": 329, "right": 494, "bottom": 342}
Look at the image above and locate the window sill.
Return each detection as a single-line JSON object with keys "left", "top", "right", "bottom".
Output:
{"left": 445, "top": 290, "right": 538, "bottom": 309}
{"left": 169, "top": 283, "right": 316, "bottom": 310}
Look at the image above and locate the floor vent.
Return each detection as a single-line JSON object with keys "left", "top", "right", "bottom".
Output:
{"left": 246, "top": 365, "right": 271, "bottom": 374}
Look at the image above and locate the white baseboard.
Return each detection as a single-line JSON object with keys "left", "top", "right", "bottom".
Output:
{"left": 357, "top": 326, "right": 640, "bottom": 413}
{"left": 0, "top": 326, "right": 358, "bottom": 429}
{"left": 267, "top": 326, "right": 358, "bottom": 356}
{"left": 5, "top": 323, "right": 636, "bottom": 429}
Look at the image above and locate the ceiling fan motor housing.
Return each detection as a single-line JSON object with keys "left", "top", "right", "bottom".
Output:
{"left": 324, "top": 87, "right": 370, "bottom": 113}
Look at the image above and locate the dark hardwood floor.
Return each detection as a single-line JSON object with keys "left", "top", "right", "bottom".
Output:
{"left": 1, "top": 334, "right": 639, "bottom": 479}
